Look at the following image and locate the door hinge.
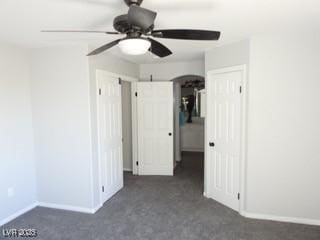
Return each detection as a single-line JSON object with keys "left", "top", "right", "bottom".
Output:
{"left": 237, "top": 193, "right": 240, "bottom": 200}
{"left": 119, "top": 78, "right": 122, "bottom": 85}
{"left": 102, "top": 186, "right": 105, "bottom": 192}
{"left": 99, "top": 88, "right": 102, "bottom": 95}
{"left": 136, "top": 161, "right": 139, "bottom": 166}
{"left": 239, "top": 86, "right": 242, "bottom": 93}
{"left": 135, "top": 92, "right": 138, "bottom": 97}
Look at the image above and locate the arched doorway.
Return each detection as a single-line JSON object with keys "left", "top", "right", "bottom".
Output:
{"left": 171, "top": 75, "right": 205, "bottom": 169}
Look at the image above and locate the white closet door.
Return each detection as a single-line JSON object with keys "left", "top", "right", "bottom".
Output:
{"left": 137, "top": 82, "right": 173, "bottom": 176}
{"left": 97, "top": 70, "right": 123, "bottom": 202}
{"left": 206, "top": 68, "right": 242, "bottom": 211}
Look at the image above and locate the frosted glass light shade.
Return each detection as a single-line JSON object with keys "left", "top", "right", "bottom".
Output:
{"left": 118, "top": 38, "right": 151, "bottom": 55}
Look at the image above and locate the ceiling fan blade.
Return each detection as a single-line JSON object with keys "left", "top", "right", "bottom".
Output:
{"left": 42, "top": 30, "right": 120, "bottom": 34}
{"left": 87, "top": 39, "right": 121, "bottom": 56}
{"left": 128, "top": 5, "right": 157, "bottom": 30}
{"left": 148, "top": 38, "right": 172, "bottom": 58}
{"left": 151, "top": 29, "right": 221, "bottom": 40}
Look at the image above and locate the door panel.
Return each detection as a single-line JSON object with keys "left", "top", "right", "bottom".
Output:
{"left": 137, "top": 82, "right": 173, "bottom": 175}
{"left": 207, "top": 69, "right": 242, "bottom": 211}
{"left": 97, "top": 71, "right": 123, "bottom": 203}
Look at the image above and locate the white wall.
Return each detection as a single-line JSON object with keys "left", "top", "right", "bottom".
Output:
{"left": 246, "top": 35, "right": 320, "bottom": 221}
{"left": 89, "top": 53, "right": 139, "bottom": 80}
{"left": 88, "top": 53, "right": 139, "bottom": 207}
{"left": 30, "top": 46, "right": 139, "bottom": 211}
{"left": 122, "top": 81, "right": 133, "bottom": 171}
{"left": 140, "top": 60, "right": 205, "bottom": 81}
{"left": 30, "top": 45, "right": 94, "bottom": 209}
{"left": 0, "top": 44, "right": 37, "bottom": 223}
{"left": 205, "top": 36, "right": 320, "bottom": 223}
{"left": 181, "top": 118, "right": 204, "bottom": 152}
{"left": 205, "top": 40, "right": 250, "bottom": 72}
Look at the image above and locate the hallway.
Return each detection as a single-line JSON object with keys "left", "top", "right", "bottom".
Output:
{"left": 2, "top": 152, "right": 320, "bottom": 240}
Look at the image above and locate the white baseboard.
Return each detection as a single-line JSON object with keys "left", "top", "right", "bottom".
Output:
{"left": 0, "top": 202, "right": 103, "bottom": 226}
{"left": 37, "top": 202, "right": 99, "bottom": 214}
{"left": 242, "top": 211, "right": 320, "bottom": 226}
{"left": 123, "top": 168, "right": 132, "bottom": 172}
{"left": 0, "top": 202, "right": 38, "bottom": 226}
{"left": 3, "top": 202, "right": 319, "bottom": 228}
{"left": 205, "top": 194, "right": 320, "bottom": 226}
{"left": 92, "top": 204, "right": 103, "bottom": 214}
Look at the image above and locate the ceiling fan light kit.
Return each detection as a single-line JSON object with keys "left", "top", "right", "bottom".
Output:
{"left": 42, "top": 0, "right": 221, "bottom": 58}
{"left": 118, "top": 38, "right": 151, "bottom": 55}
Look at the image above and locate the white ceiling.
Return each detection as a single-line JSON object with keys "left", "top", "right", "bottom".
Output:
{"left": 0, "top": 0, "right": 319, "bottom": 63}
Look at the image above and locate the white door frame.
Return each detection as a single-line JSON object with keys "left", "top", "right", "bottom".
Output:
{"left": 96, "top": 69, "right": 138, "bottom": 206}
{"left": 131, "top": 82, "right": 139, "bottom": 175}
{"left": 204, "top": 65, "right": 247, "bottom": 214}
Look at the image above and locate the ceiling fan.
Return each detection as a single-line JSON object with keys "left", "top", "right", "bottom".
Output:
{"left": 42, "top": 0, "right": 221, "bottom": 58}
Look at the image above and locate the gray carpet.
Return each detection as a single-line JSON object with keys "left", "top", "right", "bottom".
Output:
{"left": 2, "top": 152, "right": 320, "bottom": 240}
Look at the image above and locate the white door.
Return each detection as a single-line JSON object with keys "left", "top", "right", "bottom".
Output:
{"left": 137, "top": 82, "right": 174, "bottom": 175}
{"left": 206, "top": 67, "right": 243, "bottom": 211}
{"left": 97, "top": 70, "right": 123, "bottom": 203}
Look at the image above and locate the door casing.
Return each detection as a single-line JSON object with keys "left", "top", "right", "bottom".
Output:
{"left": 204, "top": 65, "right": 247, "bottom": 214}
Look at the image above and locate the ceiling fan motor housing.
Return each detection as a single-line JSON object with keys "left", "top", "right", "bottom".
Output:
{"left": 113, "top": 15, "right": 131, "bottom": 33}
{"left": 124, "top": 0, "right": 143, "bottom": 6}
{"left": 113, "top": 14, "right": 154, "bottom": 34}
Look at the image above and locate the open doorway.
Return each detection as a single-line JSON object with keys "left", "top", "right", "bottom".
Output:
{"left": 172, "top": 75, "right": 206, "bottom": 187}
{"left": 96, "top": 70, "right": 138, "bottom": 206}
